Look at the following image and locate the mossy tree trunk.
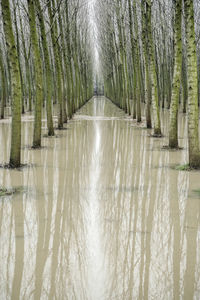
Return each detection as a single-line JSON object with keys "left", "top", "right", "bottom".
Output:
{"left": 169, "top": 0, "right": 182, "bottom": 148}
{"left": 141, "top": 0, "right": 152, "bottom": 128}
{"left": 146, "top": 0, "right": 162, "bottom": 136}
{"left": 133, "top": 0, "right": 141, "bottom": 122}
{"left": 65, "top": 0, "right": 73, "bottom": 118}
{"left": 35, "top": 0, "right": 54, "bottom": 136}
{"left": 116, "top": 0, "right": 126, "bottom": 111}
{"left": 1, "top": 0, "right": 22, "bottom": 167}
{"left": 128, "top": 0, "right": 135, "bottom": 114}
{"left": 13, "top": 3, "right": 25, "bottom": 115}
{"left": 0, "top": 47, "right": 6, "bottom": 119}
{"left": 48, "top": 0, "right": 63, "bottom": 129}
{"left": 28, "top": 0, "right": 43, "bottom": 148}
{"left": 182, "top": 40, "right": 188, "bottom": 113}
{"left": 57, "top": 0, "right": 68, "bottom": 123}
{"left": 19, "top": 14, "right": 32, "bottom": 112}
{"left": 184, "top": 0, "right": 200, "bottom": 168}
{"left": 73, "top": 8, "right": 81, "bottom": 111}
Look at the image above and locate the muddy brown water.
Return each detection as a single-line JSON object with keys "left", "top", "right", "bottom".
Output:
{"left": 0, "top": 96, "right": 200, "bottom": 299}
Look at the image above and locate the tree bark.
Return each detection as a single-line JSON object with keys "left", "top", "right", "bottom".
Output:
{"left": 146, "top": 0, "right": 162, "bottom": 136}
{"left": 1, "top": 0, "right": 22, "bottom": 167}
{"left": 169, "top": 0, "right": 182, "bottom": 148}
{"left": 28, "top": 0, "right": 43, "bottom": 148}
{"left": 48, "top": 0, "right": 63, "bottom": 129}
{"left": 0, "top": 48, "right": 6, "bottom": 119}
{"left": 36, "top": 0, "right": 54, "bottom": 136}
{"left": 184, "top": 0, "right": 200, "bottom": 168}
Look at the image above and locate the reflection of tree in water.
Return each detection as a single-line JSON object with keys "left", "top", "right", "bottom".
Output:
{"left": 183, "top": 177, "right": 199, "bottom": 299}
{"left": 100, "top": 120, "right": 142, "bottom": 299}
{"left": 100, "top": 115, "right": 199, "bottom": 299}
{"left": 34, "top": 121, "right": 89, "bottom": 299}
{"left": 0, "top": 169, "right": 24, "bottom": 299}
{"left": 0, "top": 120, "right": 89, "bottom": 299}
{"left": 0, "top": 99, "right": 200, "bottom": 299}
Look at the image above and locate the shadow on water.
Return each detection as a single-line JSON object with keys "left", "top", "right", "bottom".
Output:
{"left": 0, "top": 96, "right": 200, "bottom": 299}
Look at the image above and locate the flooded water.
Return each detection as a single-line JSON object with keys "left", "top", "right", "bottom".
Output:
{"left": 0, "top": 96, "right": 200, "bottom": 299}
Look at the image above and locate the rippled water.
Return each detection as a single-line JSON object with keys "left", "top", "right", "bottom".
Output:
{"left": 0, "top": 97, "right": 200, "bottom": 299}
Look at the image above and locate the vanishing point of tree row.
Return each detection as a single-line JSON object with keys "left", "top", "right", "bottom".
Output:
{"left": 0, "top": 0, "right": 200, "bottom": 169}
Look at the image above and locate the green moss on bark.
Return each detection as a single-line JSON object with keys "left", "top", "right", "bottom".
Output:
{"left": 169, "top": 0, "right": 182, "bottom": 149}
{"left": 28, "top": 0, "right": 43, "bottom": 148}
{"left": 184, "top": 0, "right": 200, "bottom": 168}
{"left": 1, "top": 0, "right": 22, "bottom": 167}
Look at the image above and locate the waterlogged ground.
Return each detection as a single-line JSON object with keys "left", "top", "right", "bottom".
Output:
{"left": 0, "top": 97, "right": 200, "bottom": 299}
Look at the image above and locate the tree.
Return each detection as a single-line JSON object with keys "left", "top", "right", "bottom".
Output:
{"left": 48, "top": 0, "right": 64, "bottom": 129}
{"left": 184, "top": 0, "right": 200, "bottom": 168}
{"left": 0, "top": 47, "right": 6, "bottom": 119}
{"left": 169, "top": 0, "right": 182, "bottom": 148}
{"left": 1, "top": 0, "right": 22, "bottom": 167}
{"left": 146, "top": 0, "right": 162, "bottom": 136}
{"left": 35, "top": 0, "right": 54, "bottom": 136}
{"left": 28, "top": 0, "right": 43, "bottom": 148}
{"left": 141, "top": 0, "right": 152, "bottom": 128}
{"left": 132, "top": 0, "right": 142, "bottom": 122}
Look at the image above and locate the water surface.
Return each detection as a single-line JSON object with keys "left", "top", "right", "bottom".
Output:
{"left": 0, "top": 97, "right": 200, "bottom": 299}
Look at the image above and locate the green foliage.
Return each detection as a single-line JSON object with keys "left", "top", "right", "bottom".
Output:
{"left": 0, "top": 186, "right": 24, "bottom": 197}
{"left": 192, "top": 189, "right": 200, "bottom": 197}
{"left": 175, "top": 164, "right": 191, "bottom": 171}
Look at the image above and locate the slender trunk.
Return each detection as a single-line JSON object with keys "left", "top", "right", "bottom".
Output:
{"left": 28, "top": 0, "right": 43, "bottom": 148}
{"left": 146, "top": 1, "right": 162, "bottom": 135}
{"left": 169, "top": 0, "right": 182, "bottom": 148}
{"left": 182, "top": 51, "right": 188, "bottom": 113}
{"left": 141, "top": 0, "right": 152, "bottom": 128}
{"left": 57, "top": 0, "right": 68, "bottom": 122}
{"left": 19, "top": 15, "right": 32, "bottom": 112}
{"left": 133, "top": 0, "right": 141, "bottom": 122}
{"left": 65, "top": 0, "right": 74, "bottom": 118}
{"left": 14, "top": 4, "right": 25, "bottom": 114}
{"left": 48, "top": 0, "right": 63, "bottom": 129}
{"left": 1, "top": 0, "right": 22, "bottom": 167}
{"left": 145, "top": 59, "right": 152, "bottom": 128}
{"left": 36, "top": 0, "right": 54, "bottom": 136}
{"left": 0, "top": 49, "right": 6, "bottom": 119}
{"left": 128, "top": 0, "right": 137, "bottom": 119}
{"left": 184, "top": 0, "right": 200, "bottom": 168}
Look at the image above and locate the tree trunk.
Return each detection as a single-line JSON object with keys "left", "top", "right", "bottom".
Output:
{"left": 169, "top": 0, "right": 182, "bottom": 148}
{"left": 48, "top": 0, "right": 63, "bottom": 129}
{"left": 146, "top": 1, "right": 162, "bottom": 136}
{"left": 28, "top": 0, "right": 43, "bottom": 148}
{"left": 1, "top": 0, "right": 22, "bottom": 167}
{"left": 182, "top": 51, "right": 188, "bottom": 113}
{"left": 0, "top": 48, "right": 6, "bottom": 119}
{"left": 19, "top": 15, "right": 32, "bottom": 112}
{"left": 133, "top": 0, "right": 141, "bottom": 122}
{"left": 184, "top": 0, "right": 200, "bottom": 168}
{"left": 36, "top": 0, "right": 54, "bottom": 136}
